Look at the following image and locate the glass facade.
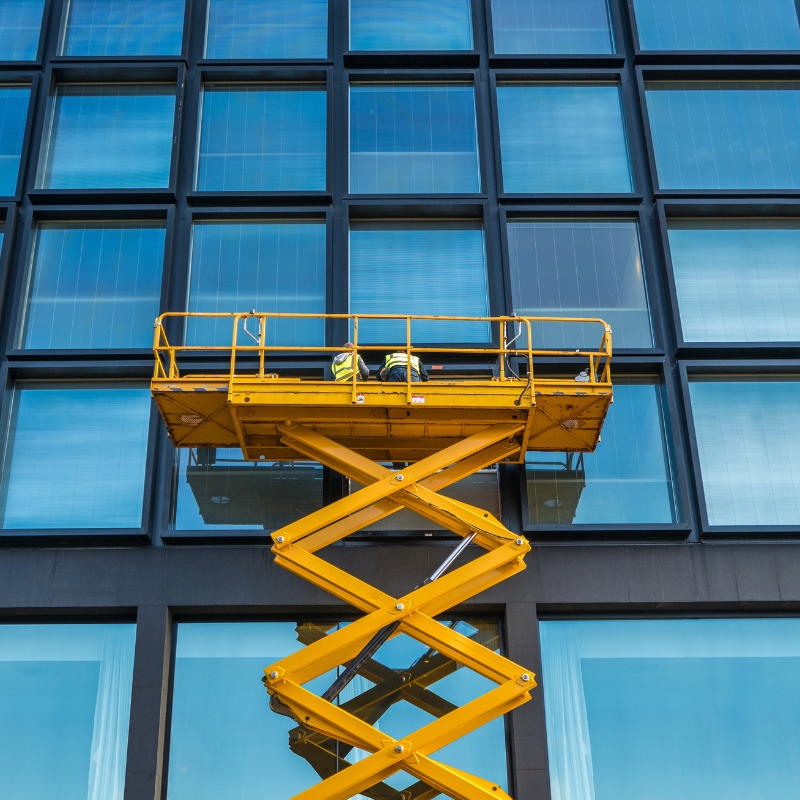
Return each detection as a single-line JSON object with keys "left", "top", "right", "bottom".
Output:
{"left": 0, "top": 0, "right": 44, "bottom": 59}
{"left": 350, "top": 83, "right": 480, "bottom": 194}
{"left": 497, "top": 83, "right": 632, "bottom": 193}
{"left": 196, "top": 84, "right": 326, "bottom": 192}
{"left": 540, "top": 619, "right": 800, "bottom": 800}
{"left": 0, "top": 623, "right": 136, "bottom": 800}
{"left": 0, "top": 84, "right": 30, "bottom": 195}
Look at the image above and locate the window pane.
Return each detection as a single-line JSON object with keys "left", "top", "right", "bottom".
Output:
{"left": 540, "top": 619, "right": 800, "bottom": 800}
{"left": 186, "top": 220, "right": 326, "bottom": 347}
{"left": 633, "top": 0, "right": 800, "bottom": 50}
{"left": 350, "top": 0, "right": 473, "bottom": 50}
{"left": 668, "top": 219, "right": 800, "bottom": 343}
{"left": 22, "top": 221, "right": 165, "bottom": 349}
{"left": 196, "top": 84, "right": 326, "bottom": 192}
{"left": 525, "top": 380, "right": 680, "bottom": 524}
{"left": 349, "top": 220, "right": 490, "bottom": 343}
{"left": 497, "top": 83, "right": 632, "bottom": 193}
{"left": 645, "top": 82, "right": 800, "bottom": 190}
{"left": 205, "top": 0, "right": 327, "bottom": 58}
{"left": 0, "top": 383, "right": 150, "bottom": 529}
{"left": 167, "top": 620, "right": 507, "bottom": 800}
{"left": 490, "top": 0, "right": 614, "bottom": 54}
{"left": 350, "top": 84, "right": 480, "bottom": 194}
{"left": 0, "top": 0, "right": 44, "bottom": 59}
{"left": 0, "top": 623, "right": 136, "bottom": 800}
{"left": 507, "top": 219, "right": 652, "bottom": 349}
{"left": 689, "top": 376, "right": 800, "bottom": 526}
{"left": 37, "top": 84, "right": 175, "bottom": 189}
{"left": 171, "top": 449, "right": 323, "bottom": 530}
{"left": 0, "top": 84, "right": 30, "bottom": 195}
{"left": 61, "top": 0, "right": 185, "bottom": 56}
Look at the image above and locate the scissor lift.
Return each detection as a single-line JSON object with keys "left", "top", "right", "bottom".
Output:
{"left": 151, "top": 312, "right": 612, "bottom": 800}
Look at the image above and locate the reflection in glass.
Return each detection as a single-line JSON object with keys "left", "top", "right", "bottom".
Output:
{"left": 0, "top": 0, "right": 45, "bottom": 59}
{"left": 689, "top": 377, "right": 800, "bottom": 526}
{"left": 0, "top": 383, "right": 150, "bottom": 529}
{"left": 196, "top": 84, "right": 326, "bottom": 191}
{"left": 491, "top": 0, "right": 614, "bottom": 54}
{"left": 167, "top": 620, "right": 507, "bottom": 800}
{"left": 633, "top": 0, "right": 800, "bottom": 51}
{"left": 60, "top": 0, "right": 184, "bottom": 55}
{"left": 186, "top": 220, "right": 326, "bottom": 347}
{"left": 507, "top": 219, "right": 652, "bottom": 349}
{"left": 205, "top": 0, "right": 328, "bottom": 59}
{"left": 0, "top": 623, "right": 136, "bottom": 800}
{"left": 0, "top": 84, "right": 30, "bottom": 194}
{"left": 350, "top": 84, "right": 480, "bottom": 194}
{"left": 22, "top": 221, "right": 165, "bottom": 349}
{"left": 349, "top": 220, "right": 490, "bottom": 343}
{"left": 645, "top": 82, "right": 800, "bottom": 190}
{"left": 37, "top": 84, "right": 175, "bottom": 189}
{"left": 667, "top": 219, "right": 800, "bottom": 343}
{"left": 525, "top": 380, "right": 679, "bottom": 525}
{"left": 540, "top": 619, "right": 800, "bottom": 800}
{"left": 497, "top": 83, "right": 632, "bottom": 193}
{"left": 350, "top": 0, "right": 473, "bottom": 51}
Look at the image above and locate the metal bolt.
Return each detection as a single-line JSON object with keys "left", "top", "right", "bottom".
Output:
{"left": 521, "top": 673, "right": 530, "bottom": 682}
{"left": 396, "top": 603, "right": 404, "bottom": 611}
{"left": 269, "top": 671, "right": 278, "bottom": 679}
{"left": 276, "top": 536, "right": 284, "bottom": 543}
{"left": 396, "top": 474, "right": 404, "bottom": 481}
{"left": 515, "top": 538, "right": 523, "bottom": 545}
{"left": 395, "top": 745, "right": 404, "bottom": 753}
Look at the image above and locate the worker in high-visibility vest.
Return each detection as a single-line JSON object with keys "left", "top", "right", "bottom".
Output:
{"left": 378, "top": 351, "right": 429, "bottom": 383}
{"left": 331, "top": 342, "right": 369, "bottom": 381}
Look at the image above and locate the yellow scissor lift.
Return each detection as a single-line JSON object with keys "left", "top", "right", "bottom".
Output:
{"left": 151, "top": 312, "right": 613, "bottom": 800}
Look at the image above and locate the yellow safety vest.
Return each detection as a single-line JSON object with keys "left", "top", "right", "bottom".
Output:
{"left": 382, "top": 353, "right": 422, "bottom": 373}
{"left": 332, "top": 353, "right": 357, "bottom": 381}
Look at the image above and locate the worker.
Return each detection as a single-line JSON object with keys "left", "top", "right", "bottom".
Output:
{"left": 379, "top": 351, "right": 429, "bottom": 383}
{"left": 331, "top": 342, "right": 369, "bottom": 382}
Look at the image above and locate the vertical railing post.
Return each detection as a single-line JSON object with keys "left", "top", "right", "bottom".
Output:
{"left": 526, "top": 319, "right": 534, "bottom": 403}
{"left": 259, "top": 314, "right": 265, "bottom": 379}
{"left": 230, "top": 314, "right": 239, "bottom": 385}
{"left": 406, "top": 316, "right": 412, "bottom": 403}
{"left": 352, "top": 316, "right": 359, "bottom": 404}
{"left": 500, "top": 320, "right": 506, "bottom": 380}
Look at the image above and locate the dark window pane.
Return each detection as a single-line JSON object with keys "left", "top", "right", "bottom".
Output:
{"left": 37, "top": 84, "right": 175, "bottom": 189}
{"left": 645, "top": 81, "right": 800, "bottom": 190}
{"left": 349, "top": 220, "right": 490, "bottom": 343}
{"left": 525, "top": 380, "right": 680, "bottom": 524}
{"left": 205, "top": 0, "right": 327, "bottom": 58}
{"left": 491, "top": 0, "right": 614, "bottom": 54}
{"left": 0, "top": 623, "right": 136, "bottom": 800}
{"left": 22, "top": 221, "right": 165, "bottom": 349}
{"left": 633, "top": 0, "right": 800, "bottom": 50}
{"left": 196, "top": 84, "right": 326, "bottom": 191}
{"left": 350, "top": 84, "right": 480, "bottom": 194}
{"left": 540, "top": 619, "right": 800, "bottom": 799}
{"left": 350, "top": 0, "right": 473, "bottom": 50}
{"left": 689, "top": 376, "right": 800, "bottom": 526}
{"left": 0, "top": 383, "right": 150, "bottom": 529}
{"left": 507, "top": 219, "right": 652, "bottom": 349}
{"left": 0, "top": 84, "right": 30, "bottom": 195}
{"left": 497, "top": 83, "right": 632, "bottom": 193}
{"left": 0, "top": 0, "right": 44, "bottom": 59}
{"left": 186, "top": 220, "right": 326, "bottom": 347}
{"left": 61, "top": 0, "right": 185, "bottom": 56}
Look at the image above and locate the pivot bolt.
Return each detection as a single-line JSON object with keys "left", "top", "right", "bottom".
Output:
{"left": 269, "top": 671, "right": 278, "bottom": 679}
{"left": 521, "top": 673, "right": 530, "bottom": 682}
{"left": 395, "top": 745, "right": 404, "bottom": 753}
{"left": 396, "top": 474, "right": 404, "bottom": 481}
{"left": 515, "top": 538, "right": 523, "bottom": 545}
{"left": 276, "top": 536, "right": 284, "bottom": 543}
{"left": 396, "top": 603, "right": 404, "bottom": 611}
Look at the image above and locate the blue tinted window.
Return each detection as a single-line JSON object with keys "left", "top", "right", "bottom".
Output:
{"left": 0, "top": 383, "right": 150, "bottom": 529}
{"left": 61, "top": 0, "right": 184, "bottom": 55}
{"left": 689, "top": 377, "right": 800, "bottom": 526}
{"left": 0, "top": 84, "right": 30, "bottom": 195}
{"left": 633, "top": 0, "right": 800, "bottom": 50}
{"left": 196, "top": 84, "right": 326, "bottom": 192}
{"left": 205, "top": 0, "right": 327, "bottom": 58}
{"left": 0, "top": 0, "right": 44, "bottom": 59}
{"left": 645, "top": 82, "right": 800, "bottom": 190}
{"left": 38, "top": 84, "right": 175, "bottom": 189}
{"left": 541, "top": 619, "right": 800, "bottom": 800}
{"left": 668, "top": 219, "right": 800, "bottom": 343}
{"left": 350, "top": 0, "right": 473, "bottom": 50}
{"left": 491, "top": 0, "right": 614, "bottom": 54}
{"left": 525, "top": 380, "right": 680, "bottom": 524}
{"left": 186, "top": 220, "right": 326, "bottom": 346}
{"left": 350, "top": 84, "right": 480, "bottom": 194}
{"left": 0, "top": 623, "right": 136, "bottom": 800}
{"left": 23, "top": 222, "right": 165, "bottom": 350}
{"left": 497, "top": 83, "right": 632, "bottom": 193}
{"left": 507, "top": 219, "right": 652, "bottom": 349}
{"left": 349, "top": 220, "right": 490, "bottom": 343}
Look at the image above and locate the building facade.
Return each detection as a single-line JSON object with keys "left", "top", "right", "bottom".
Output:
{"left": 1, "top": 0, "right": 800, "bottom": 798}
